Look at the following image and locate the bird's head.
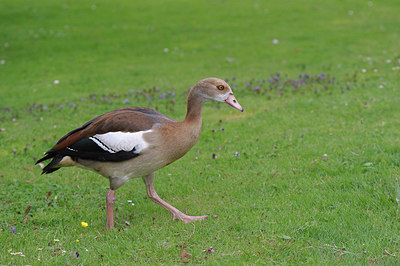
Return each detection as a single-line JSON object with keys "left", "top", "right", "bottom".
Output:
{"left": 192, "top": 77, "right": 244, "bottom": 112}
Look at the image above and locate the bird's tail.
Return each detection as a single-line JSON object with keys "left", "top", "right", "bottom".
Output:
{"left": 36, "top": 152, "right": 63, "bottom": 174}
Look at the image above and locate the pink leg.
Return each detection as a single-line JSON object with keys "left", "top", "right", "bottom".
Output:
{"left": 106, "top": 189, "right": 116, "bottom": 230}
{"left": 143, "top": 173, "right": 207, "bottom": 223}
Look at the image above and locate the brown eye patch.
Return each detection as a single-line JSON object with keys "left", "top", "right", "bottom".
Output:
{"left": 217, "top": 85, "right": 224, "bottom": 90}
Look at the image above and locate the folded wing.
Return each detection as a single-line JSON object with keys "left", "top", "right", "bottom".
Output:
{"left": 36, "top": 107, "right": 174, "bottom": 174}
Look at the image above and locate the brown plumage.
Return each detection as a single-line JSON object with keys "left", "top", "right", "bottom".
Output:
{"left": 36, "top": 78, "right": 243, "bottom": 229}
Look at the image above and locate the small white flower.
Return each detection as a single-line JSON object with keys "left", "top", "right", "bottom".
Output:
{"left": 373, "top": 69, "right": 378, "bottom": 73}
{"left": 323, "top": 154, "right": 328, "bottom": 157}
{"left": 54, "top": 80, "right": 60, "bottom": 84}
{"left": 272, "top": 39, "right": 279, "bottom": 45}
{"left": 163, "top": 48, "right": 169, "bottom": 53}
{"left": 348, "top": 10, "right": 354, "bottom": 15}
{"left": 361, "top": 69, "right": 367, "bottom": 73}
{"left": 386, "top": 59, "right": 392, "bottom": 63}
{"left": 0, "top": 60, "right": 5, "bottom": 64}
{"left": 127, "top": 200, "right": 132, "bottom": 203}
{"left": 379, "top": 85, "right": 384, "bottom": 88}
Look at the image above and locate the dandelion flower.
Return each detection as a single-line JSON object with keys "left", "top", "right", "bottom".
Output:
{"left": 81, "top": 221, "right": 88, "bottom": 228}
{"left": 76, "top": 239, "right": 79, "bottom": 242}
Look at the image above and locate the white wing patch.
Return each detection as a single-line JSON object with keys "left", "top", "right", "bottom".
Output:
{"left": 89, "top": 130, "right": 151, "bottom": 154}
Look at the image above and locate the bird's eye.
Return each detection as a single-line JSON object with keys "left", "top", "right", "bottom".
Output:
{"left": 217, "top": 85, "right": 224, "bottom": 90}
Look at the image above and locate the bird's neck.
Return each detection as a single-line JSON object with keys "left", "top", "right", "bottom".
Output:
{"left": 184, "top": 90, "right": 204, "bottom": 124}
{"left": 164, "top": 91, "right": 203, "bottom": 162}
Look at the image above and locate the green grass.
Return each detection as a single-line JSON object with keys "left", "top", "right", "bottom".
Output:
{"left": 1, "top": 0, "right": 400, "bottom": 264}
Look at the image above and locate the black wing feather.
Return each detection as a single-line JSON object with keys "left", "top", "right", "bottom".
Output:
{"left": 64, "top": 137, "right": 140, "bottom": 162}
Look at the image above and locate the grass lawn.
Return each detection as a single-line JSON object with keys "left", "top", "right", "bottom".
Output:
{"left": 1, "top": 0, "right": 400, "bottom": 263}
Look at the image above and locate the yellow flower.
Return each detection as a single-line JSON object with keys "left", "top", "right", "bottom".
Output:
{"left": 76, "top": 239, "right": 79, "bottom": 242}
{"left": 81, "top": 222, "right": 88, "bottom": 228}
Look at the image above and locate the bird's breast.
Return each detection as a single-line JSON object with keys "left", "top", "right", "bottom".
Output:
{"left": 150, "top": 121, "right": 202, "bottom": 164}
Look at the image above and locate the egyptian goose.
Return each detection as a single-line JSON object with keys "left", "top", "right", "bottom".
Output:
{"left": 36, "top": 78, "right": 243, "bottom": 229}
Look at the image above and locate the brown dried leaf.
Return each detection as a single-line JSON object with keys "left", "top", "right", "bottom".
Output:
{"left": 180, "top": 248, "right": 191, "bottom": 260}
{"left": 384, "top": 249, "right": 395, "bottom": 256}
{"left": 24, "top": 204, "right": 32, "bottom": 215}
